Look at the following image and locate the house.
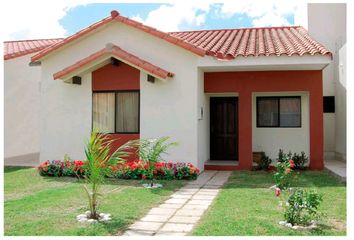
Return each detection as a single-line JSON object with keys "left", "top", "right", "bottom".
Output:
{"left": 4, "top": 4, "right": 346, "bottom": 171}
{"left": 4, "top": 38, "right": 63, "bottom": 166}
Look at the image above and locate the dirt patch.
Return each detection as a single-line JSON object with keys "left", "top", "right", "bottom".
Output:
{"left": 329, "top": 219, "right": 346, "bottom": 231}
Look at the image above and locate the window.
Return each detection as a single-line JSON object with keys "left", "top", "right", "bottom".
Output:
{"left": 257, "top": 96, "right": 301, "bottom": 127}
{"left": 92, "top": 91, "right": 139, "bottom": 133}
{"left": 323, "top": 96, "right": 335, "bottom": 113}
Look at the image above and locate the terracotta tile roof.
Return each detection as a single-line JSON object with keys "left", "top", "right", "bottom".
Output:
{"left": 169, "top": 26, "right": 331, "bottom": 60}
{"left": 31, "top": 10, "right": 205, "bottom": 63}
{"left": 53, "top": 43, "right": 174, "bottom": 80}
{"left": 4, "top": 38, "right": 63, "bottom": 60}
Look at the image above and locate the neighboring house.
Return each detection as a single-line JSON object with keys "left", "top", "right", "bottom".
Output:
{"left": 3, "top": 4, "right": 346, "bottom": 171}
{"left": 4, "top": 39, "right": 63, "bottom": 166}
{"left": 306, "top": 3, "right": 346, "bottom": 162}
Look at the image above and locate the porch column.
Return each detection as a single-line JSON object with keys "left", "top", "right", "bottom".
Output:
{"left": 309, "top": 88, "right": 324, "bottom": 170}
{"left": 238, "top": 91, "right": 253, "bottom": 170}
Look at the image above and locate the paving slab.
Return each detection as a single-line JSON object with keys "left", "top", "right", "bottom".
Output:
{"left": 140, "top": 214, "right": 171, "bottom": 222}
{"left": 123, "top": 230, "right": 155, "bottom": 236}
{"left": 169, "top": 216, "right": 200, "bottom": 224}
{"left": 206, "top": 171, "right": 232, "bottom": 186}
{"left": 148, "top": 207, "right": 177, "bottom": 216}
{"left": 165, "top": 198, "right": 189, "bottom": 204}
{"left": 159, "top": 223, "right": 194, "bottom": 232}
{"left": 171, "top": 193, "right": 193, "bottom": 199}
{"left": 175, "top": 208, "right": 206, "bottom": 217}
{"left": 192, "top": 194, "right": 216, "bottom": 200}
{"left": 129, "top": 221, "right": 164, "bottom": 231}
{"left": 158, "top": 203, "right": 184, "bottom": 209}
{"left": 182, "top": 203, "right": 210, "bottom": 210}
{"left": 155, "top": 232, "right": 187, "bottom": 236}
{"left": 188, "top": 199, "right": 213, "bottom": 205}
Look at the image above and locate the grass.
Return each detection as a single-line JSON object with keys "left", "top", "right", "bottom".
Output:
{"left": 4, "top": 167, "right": 187, "bottom": 236}
{"left": 192, "top": 170, "right": 346, "bottom": 236}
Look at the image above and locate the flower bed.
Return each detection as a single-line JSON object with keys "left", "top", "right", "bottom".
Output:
{"left": 38, "top": 159, "right": 199, "bottom": 180}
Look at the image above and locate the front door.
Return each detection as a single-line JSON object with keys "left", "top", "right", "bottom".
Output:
{"left": 210, "top": 97, "right": 238, "bottom": 160}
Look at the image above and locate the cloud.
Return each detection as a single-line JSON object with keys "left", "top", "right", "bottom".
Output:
{"left": 218, "top": 0, "right": 301, "bottom": 27}
{"left": 1, "top": 0, "right": 97, "bottom": 40}
{"left": 131, "top": 2, "right": 212, "bottom": 32}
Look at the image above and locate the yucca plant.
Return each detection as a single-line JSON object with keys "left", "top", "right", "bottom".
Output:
{"left": 138, "top": 137, "right": 178, "bottom": 187}
{"left": 83, "top": 129, "right": 137, "bottom": 219}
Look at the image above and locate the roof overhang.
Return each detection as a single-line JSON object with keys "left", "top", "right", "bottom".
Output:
{"left": 198, "top": 54, "right": 332, "bottom": 72}
{"left": 53, "top": 43, "right": 174, "bottom": 81}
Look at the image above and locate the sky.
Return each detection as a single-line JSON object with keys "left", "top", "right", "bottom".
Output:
{"left": 1, "top": 0, "right": 306, "bottom": 40}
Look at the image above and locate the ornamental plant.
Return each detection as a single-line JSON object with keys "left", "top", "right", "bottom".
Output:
{"left": 273, "top": 159, "right": 295, "bottom": 190}
{"left": 284, "top": 189, "right": 323, "bottom": 225}
{"left": 292, "top": 151, "right": 308, "bottom": 169}
{"left": 138, "top": 137, "right": 178, "bottom": 187}
{"left": 83, "top": 129, "right": 137, "bottom": 219}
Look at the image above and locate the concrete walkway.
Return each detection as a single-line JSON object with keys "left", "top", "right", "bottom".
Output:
{"left": 325, "top": 159, "right": 346, "bottom": 182}
{"left": 123, "top": 170, "right": 232, "bottom": 236}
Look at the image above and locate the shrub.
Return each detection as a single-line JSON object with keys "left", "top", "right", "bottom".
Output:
{"left": 273, "top": 159, "right": 295, "bottom": 190}
{"left": 292, "top": 151, "right": 308, "bottom": 169}
{"left": 255, "top": 154, "right": 272, "bottom": 170}
{"left": 277, "top": 149, "right": 308, "bottom": 169}
{"left": 138, "top": 137, "right": 178, "bottom": 186}
{"left": 284, "top": 189, "right": 323, "bottom": 225}
{"left": 277, "top": 149, "right": 292, "bottom": 163}
{"left": 38, "top": 160, "right": 63, "bottom": 177}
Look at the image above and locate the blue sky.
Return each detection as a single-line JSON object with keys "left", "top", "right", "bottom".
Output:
{"left": 3, "top": 1, "right": 302, "bottom": 40}
{"left": 60, "top": 3, "right": 295, "bottom": 35}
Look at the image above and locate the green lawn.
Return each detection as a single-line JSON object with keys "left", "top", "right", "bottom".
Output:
{"left": 192, "top": 170, "right": 346, "bottom": 236}
{"left": 4, "top": 167, "right": 187, "bottom": 236}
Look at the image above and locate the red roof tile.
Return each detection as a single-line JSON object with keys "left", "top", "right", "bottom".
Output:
{"left": 169, "top": 26, "right": 331, "bottom": 59}
{"left": 8, "top": 11, "right": 331, "bottom": 63}
{"left": 53, "top": 43, "right": 174, "bottom": 80}
{"left": 4, "top": 38, "right": 63, "bottom": 60}
{"left": 31, "top": 11, "right": 205, "bottom": 63}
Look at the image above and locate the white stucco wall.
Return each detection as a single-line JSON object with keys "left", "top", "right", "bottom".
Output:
{"left": 39, "top": 22, "right": 200, "bottom": 166}
{"left": 335, "top": 44, "right": 346, "bottom": 161}
{"left": 252, "top": 92, "right": 310, "bottom": 162}
{"left": 308, "top": 3, "right": 346, "bottom": 160}
{"left": 4, "top": 54, "right": 41, "bottom": 166}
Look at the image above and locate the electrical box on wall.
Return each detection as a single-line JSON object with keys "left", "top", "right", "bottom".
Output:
{"left": 198, "top": 107, "right": 203, "bottom": 120}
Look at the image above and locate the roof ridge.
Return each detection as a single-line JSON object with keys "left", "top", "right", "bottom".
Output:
{"left": 4, "top": 38, "right": 64, "bottom": 43}
{"left": 168, "top": 25, "right": 304, "bottom": 34}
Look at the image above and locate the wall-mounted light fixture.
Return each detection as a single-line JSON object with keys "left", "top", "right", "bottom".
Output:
{"left": 72, "top": 76, "right": 82, "bottom": 85}
{"left": 147, "top": 74, "right": 155, "bottom": 83}
{"left": 110, "top": 57, "right": 120, "bottom": 66}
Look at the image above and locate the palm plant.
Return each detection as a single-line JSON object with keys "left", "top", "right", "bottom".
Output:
{"left": 138, "top": 137, "right": 178, "bottom": 187}
{"left": 83, "top": 129, "right": 137, "bottom": 219}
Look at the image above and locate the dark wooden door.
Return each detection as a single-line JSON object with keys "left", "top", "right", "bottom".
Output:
{"left": 210, "top": 97, "right": 238, "bottom": 160}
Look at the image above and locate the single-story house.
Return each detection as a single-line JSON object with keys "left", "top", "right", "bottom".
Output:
{"left": 24, "top": 10, "right": 333, "bottom": 171}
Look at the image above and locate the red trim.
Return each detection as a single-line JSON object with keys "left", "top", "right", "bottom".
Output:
{"left": 205, "top": 70, "right": 323, "bottom": 170}
{"left": 92, "top": 62, "right": 139, "bottom": 91}
{"left": 53, "top": 44, "right": 174, "bottom": 80}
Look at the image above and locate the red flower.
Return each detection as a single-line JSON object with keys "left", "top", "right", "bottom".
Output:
{"left": 289, "top": 163, "right": 295, "bottom": 168}
{"left": 289, "top": 159, "right": 294, "bottom": 164}
{"left": 285, "top": 168, "right": 291, "bottom": 173}
{"left": 275, "top": 188, "right": 281, "bottom": 197}
{"left": 142, "top": 174, "right": 146, "bottom": 180}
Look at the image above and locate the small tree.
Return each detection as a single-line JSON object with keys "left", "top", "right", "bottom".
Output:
{"left": 138, "top": 137, "right": 178, "bottom": 187}
{"left": 83, "top": 129, "right": 137, "bottom": 219}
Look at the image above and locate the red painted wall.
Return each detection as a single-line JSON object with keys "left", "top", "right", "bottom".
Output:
{"left": 92, "top": 62, "right": 140, "bottom": 91}
{"left": 205, "top": 70, "right": 323, "bottom": 170}
{"left": 92, "top": 62, "right": 140, "bottom": 160}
